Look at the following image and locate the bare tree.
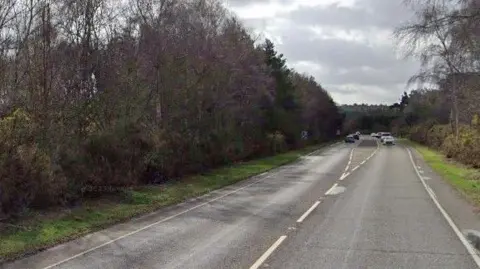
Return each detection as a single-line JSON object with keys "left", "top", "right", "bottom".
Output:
{"left": 395, "top": 0, "right": 480, "bottom": 140}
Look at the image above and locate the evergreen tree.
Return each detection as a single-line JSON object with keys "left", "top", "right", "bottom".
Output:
{"left": 262, "top": 39, "right": 301, "bottom": 146}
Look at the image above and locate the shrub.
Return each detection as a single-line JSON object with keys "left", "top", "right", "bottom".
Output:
{"left": 426, "top": 124, "right": 451, "bottom": 148}
{"left": 455, "top": 126, "right": 480, "bottom": 168}
{"left": 0, "top": 109, "right": 65, "bottom": 217}
{"left": 267, "top": 131, "right": 287, "bottom": 154}
{"left": 439, "top": 125, "right": 480, "bottom": 168}
{"left": 442, "top": 134, "right": 461, "bottom": 159}
{"left": 59, "top": 122, "right": 154, "bottom": 198}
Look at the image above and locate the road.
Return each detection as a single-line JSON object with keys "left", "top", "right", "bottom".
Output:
{"left": 3, "top": 137, "right": 479, "bottom": 269}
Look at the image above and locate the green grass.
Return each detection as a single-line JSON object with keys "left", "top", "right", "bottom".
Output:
{"left": 0, "top": 142, "right": 334, "bottom": 262}
{"left": 406, "top": 141, "right": 480, "bottom": 206}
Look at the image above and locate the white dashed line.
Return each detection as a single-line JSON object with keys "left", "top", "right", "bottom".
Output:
{"left": 325, "top": 183, "right": 339, "bottom": 195}
{"left": 249, "top": 236, "right": 288, "bottom": 269}
{"left": 407, "top": 148, "right": 480, "bottom": 268}
{"left": 297, "top": 201, "right": 321, "bottom": 223}
{"left": 352, "top": 165, "right": 359, "bottom": 172}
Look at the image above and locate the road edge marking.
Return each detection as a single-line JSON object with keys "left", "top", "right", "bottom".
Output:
{"left": 297, "top": 201, "right": 321, "bottom": 223}
{"left": 249, "top": 235, "right": 288, "bottom": 269}
{"left": 41, "top": 176, "right": 272, "bottom": 269}
{"left": 407, "top": 148, "right": 480, "bottom": 267}
{"left": 38, "top": 142, "right": 345, "bottom": 269}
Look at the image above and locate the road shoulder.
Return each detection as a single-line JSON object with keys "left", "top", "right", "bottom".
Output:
{"left": 1, "top": 142, "right": 346, "bottom": 268}
{"left": 405, "top": 143, "right": 480, "bottom": 250}
{"left": 0, "top": 142, "right": 341, "bottom": 265}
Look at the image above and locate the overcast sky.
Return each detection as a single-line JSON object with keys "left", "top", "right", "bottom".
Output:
{"left": 222, "top": 0, "right": 419, "bottom": 105}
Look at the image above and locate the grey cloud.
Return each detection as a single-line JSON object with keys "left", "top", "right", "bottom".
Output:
{"left": 287, "top": 0, "right": 413, "bottom": 30}
{"left": 227, "top": 0, "right": 419, "bottom": 104}
{"left": 226, "top": 0, "right": 268, "bottom": 7}
{"left": 326, "top": 86, "right": 357, "bottom": 95}
{"left": 320, "top": 61, "right": 420, "bottom": 87}
{"left": 279, "top": 31, "right": 396, "bottom": 70}
{"left": 328, "top": 84, "right": 407, "bottom": 104}
{"left": 272, "top": 24, "right": 415, "bottom": 103}
{"left": 225, "top": 0, "right": 290, "bottom": 8}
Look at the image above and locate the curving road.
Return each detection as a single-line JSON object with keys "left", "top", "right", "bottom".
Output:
{"left": 3, "top": 137, "right": 479, "bottom": 269}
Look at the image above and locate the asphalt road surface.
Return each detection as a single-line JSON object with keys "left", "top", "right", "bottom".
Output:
{"left": 3, "top": 137, "right": 479, "bottom": 269}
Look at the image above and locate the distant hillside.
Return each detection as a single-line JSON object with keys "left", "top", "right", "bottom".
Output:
{"left": 340, "top": 104, "right": 392, "bottom": 119}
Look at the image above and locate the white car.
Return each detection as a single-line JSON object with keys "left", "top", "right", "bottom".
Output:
{"left": 382, "top": 135, "right": 395, "bottom": 145}
{"left": 380, "top": 132, "right": 392, "bottom": 143}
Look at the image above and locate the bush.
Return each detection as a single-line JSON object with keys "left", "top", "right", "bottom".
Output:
{"left": 408, "top": 124, "right": 429, "bottom": 144}
{"left": 442, "top": 134, "right": 462, "bottom": 159}
{"left": 453, "top": 126, "right": 480, "bottom": 168}
{"left": 426, "top": 124, "right": 451, "bottom": 148}
{"left": 410, "top": 123, "right": 480, "bottom": 168}
{"left": 267, "top": 131, "right": 287, "bottom": 154}
{"left": 59, "top": 122, "right": 154, "bottom": 198}
{"left": 0, "top": 109, "right": 65, "bottom": 217}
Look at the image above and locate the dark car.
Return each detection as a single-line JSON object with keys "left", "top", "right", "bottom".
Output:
{"left": 345, "top": 135, "right": 355, "bottom": 143}
{"left": 353, "top": 133, "right": 360, "bottom": 140}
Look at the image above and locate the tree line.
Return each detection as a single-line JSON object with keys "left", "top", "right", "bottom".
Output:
{"left": 343, "top": 0, "right": 480, "bottom": 169}
{"left": 0, "top": 0, "right": 342, "bottom": 218}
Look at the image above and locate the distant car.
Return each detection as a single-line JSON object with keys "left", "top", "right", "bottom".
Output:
{"left": 345, "top": 135, "right": 355, "bottom": 143}
{"left": 353, "top": 133, "right": 360, "bottom": 140}
{"left": 370, "top": 132, "right": 377, "bottom": 137}
{"left": 380, "top": 132, "right": 392, "bottom": 143}
{"left": 355, "top": 131, "right": 361, "bottom": 136}
{"left": 382, "top": 135, "right": 395, "bottom": 145}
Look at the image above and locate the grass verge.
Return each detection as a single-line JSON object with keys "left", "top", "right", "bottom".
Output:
{"left": 405, "top": 140, "right": 480, "bottom": 206}
{"left": 0, "top": 142, "right": 336, "bottom": 263}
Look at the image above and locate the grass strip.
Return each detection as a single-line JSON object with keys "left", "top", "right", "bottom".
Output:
{"left": 405, "top": 141, "right": 480, "bottom": 206}
{"left": 0, "top": 142, "right": 335, "bottom": 262}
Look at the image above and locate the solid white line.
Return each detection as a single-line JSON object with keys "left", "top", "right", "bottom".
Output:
{"left": 325, "top": 183, "right": 338, "bottom": 195}
{"left": 349, "top": 149, "right": 354, "bottom": 162}
{"left": 259, "top": 172, "right": 268, "bottom": 177}
{"left": 42, "top": 177, "right": 267, "bottom": 269}
{"left": 249, "top": 236, "right": 288, "bottom": 269}
{"left": 407, "top": 148, "right": 480, "bottom": 268}
{"left": 297, "top": 201, "right": 321, "bottom": 223}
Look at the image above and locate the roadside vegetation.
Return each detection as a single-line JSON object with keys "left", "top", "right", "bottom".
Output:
{"left": 339, "top": 0, "right": 480, "bottom": 206}
{"left": 0, "top": 143, "right": 331, "bottom": 262}
{"left": 0, "top": 0, "right": 343, "bottom": 261}
{"left": 0, "top": 0, "right": 342, "bottom": 220}
{"left": 406, "top": 141, "right": 480, "bottom": 204}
